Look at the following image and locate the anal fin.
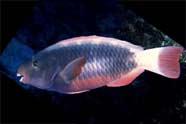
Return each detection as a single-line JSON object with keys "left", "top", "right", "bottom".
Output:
{"left": 107, "top": 68, "right": 144, "bottom": 87}
{"left": 65, "top": 90, "right": 89, "bottom": 94}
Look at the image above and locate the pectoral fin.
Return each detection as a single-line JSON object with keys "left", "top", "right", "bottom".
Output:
{"left": 60, "top": 57, "right": 86, "bottom": 83}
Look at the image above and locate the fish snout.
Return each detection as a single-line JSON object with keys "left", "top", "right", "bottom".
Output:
{"left": 16, "top": 73, "right": 25, "bottom": 83}
{"left": 16, "top": 62, "right": 30, "bottom": 84}
{"left": 17, "top": 66, "right": 28, "bottom": 83}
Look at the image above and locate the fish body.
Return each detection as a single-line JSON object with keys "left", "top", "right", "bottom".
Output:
{"left": 17, "top": 36, "right": 183, "bottom": 94}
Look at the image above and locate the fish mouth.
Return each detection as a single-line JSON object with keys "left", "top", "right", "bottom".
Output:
{"left": 17, "top": 73, "right": 25, "bottom": 83}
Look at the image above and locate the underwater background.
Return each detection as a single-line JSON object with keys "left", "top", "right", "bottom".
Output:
{"left": 1, "top": 0, "right": 186, "bottom": 123}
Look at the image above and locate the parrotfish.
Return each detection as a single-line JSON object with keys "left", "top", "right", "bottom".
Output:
{"left": 17, "top": 36, "right": 183, "bottom": 94}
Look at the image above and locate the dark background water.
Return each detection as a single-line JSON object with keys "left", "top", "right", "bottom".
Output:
{"left": 1, "top": 0, "right": 185, "bottom": 123}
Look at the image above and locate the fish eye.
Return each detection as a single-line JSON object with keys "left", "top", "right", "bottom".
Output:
{"left": 32, "top": 60, "right": 39, "bottom": 68}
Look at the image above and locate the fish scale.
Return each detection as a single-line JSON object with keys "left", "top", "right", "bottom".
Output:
{"left": 58, "top": 43, "right": 137, "bottom": 89}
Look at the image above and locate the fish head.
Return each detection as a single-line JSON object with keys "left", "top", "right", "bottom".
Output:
{"left": 17, "top": 52, "right": 58, "bottom": 89}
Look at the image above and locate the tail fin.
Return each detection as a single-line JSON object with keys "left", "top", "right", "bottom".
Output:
{"left": 135, "top": 46, "right": 183, "bottom": 79}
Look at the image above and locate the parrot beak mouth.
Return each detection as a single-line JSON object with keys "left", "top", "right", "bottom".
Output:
{"left": 16, "top": 61, "right": 30, "bottom": 84}
{"left": 16, "top": 73, "right": 25, "bottom": 82}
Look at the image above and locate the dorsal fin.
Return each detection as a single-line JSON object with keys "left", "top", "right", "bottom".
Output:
{"left": 45, "top": 36, "right": 143, "bottom": 52}
{"left": 58, "top": 35, "right": 98, "bottom": 44}
{"left": 107, "top": 37, "right": 144, "bottom": 51}
{"left": 57, "top": 36, "right": 144, "bottom": 51}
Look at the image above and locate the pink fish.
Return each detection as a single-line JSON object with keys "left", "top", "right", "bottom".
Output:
{"left": 17, "top": 36, "right": 183, "bottom": 94}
